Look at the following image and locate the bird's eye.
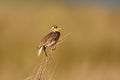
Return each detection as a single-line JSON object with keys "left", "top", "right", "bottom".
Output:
{"left": 54, "top": 26, "right": 57, "bottom": 28}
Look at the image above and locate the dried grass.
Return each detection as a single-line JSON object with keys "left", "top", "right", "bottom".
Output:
{"left": 24, "top": 33, "right": 71, "bottom": 80}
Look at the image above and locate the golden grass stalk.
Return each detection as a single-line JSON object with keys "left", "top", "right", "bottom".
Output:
{"left": 24, "top": 32, "right": 71, "bottom": 80}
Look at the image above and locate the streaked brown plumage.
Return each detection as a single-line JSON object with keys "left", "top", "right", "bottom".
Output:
{"left": 38, "top": 25, "right": 61, "bottom": 56}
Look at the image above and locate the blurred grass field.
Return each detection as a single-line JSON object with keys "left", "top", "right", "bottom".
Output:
{"left": 0, "top": 1, "right": 120, "bottom": 80}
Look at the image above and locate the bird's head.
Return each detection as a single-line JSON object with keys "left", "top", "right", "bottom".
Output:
{"left": 50, "top": 25, "right": 61, "bottom": 32}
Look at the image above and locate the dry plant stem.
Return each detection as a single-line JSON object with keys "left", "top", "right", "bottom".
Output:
{"left": 24, "top": 75, "right": 34, "bottom": 80}
{"left": 24, "top": 32, "right": 71, "bottom": 80}
{"left": 34, "top": 49, "right": 53, "bottom": 80}
{"left": 35, "top": 33, "right": 71, "bottom": 80}
{"left": 34, "top": 57, "right": 47, "bottom": 80}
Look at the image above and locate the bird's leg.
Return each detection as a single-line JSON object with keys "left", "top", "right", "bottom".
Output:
{"left": 43, "top": 46, "right": 48, "bottom": 57}
{"left": 52, "top": 45, "right": 56, "bottom": 51}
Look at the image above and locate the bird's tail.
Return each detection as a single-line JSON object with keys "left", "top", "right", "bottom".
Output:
{"left": 38, "top": 46, "right": 43, "bottom": 56}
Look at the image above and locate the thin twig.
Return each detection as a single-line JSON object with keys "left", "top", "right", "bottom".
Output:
{"left": 24, "top": 76, "right": 34, "bottom": 80}
{"left": 24, "top": 32, "right": 71, "bottom": 80}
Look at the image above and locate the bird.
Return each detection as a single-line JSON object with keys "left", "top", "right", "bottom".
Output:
{"left": 37, "top": 25, "right": 61, "bottom": 56}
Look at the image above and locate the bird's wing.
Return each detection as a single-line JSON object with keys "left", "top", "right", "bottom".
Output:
{"left": 38, "top": 32, "right": 54, "bottom": 48}
{"left": 38, "top": 32, "right": 60, "bottom": 48}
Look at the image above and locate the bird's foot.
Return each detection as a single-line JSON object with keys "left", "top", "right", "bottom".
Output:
{"left": 52, "top": 46, "right": 56, "bottom": 51}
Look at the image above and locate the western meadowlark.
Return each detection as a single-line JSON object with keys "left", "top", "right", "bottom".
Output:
{"left": 38, "top": 25, "right": 61, "bottom": 56}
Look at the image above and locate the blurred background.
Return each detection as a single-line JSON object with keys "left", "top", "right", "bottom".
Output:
{"left": 0, "top": 0, "right": 120, "bottom": 80}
